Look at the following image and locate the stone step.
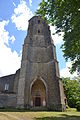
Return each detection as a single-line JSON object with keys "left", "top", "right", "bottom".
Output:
{"left": 30, "top": 106, "right": 48, "bottom": 111}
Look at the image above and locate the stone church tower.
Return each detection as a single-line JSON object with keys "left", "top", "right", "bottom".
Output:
{"left": 17, "top": 16, "right": 65, "bottom": 111}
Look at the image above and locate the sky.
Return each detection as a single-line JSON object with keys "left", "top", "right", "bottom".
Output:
{"left": 0, "top": 0, "right": 77, "bottom": 78}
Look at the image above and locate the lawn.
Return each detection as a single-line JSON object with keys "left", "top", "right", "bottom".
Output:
{"left": 0, "top": 108, "right": 80, "bottom": 120}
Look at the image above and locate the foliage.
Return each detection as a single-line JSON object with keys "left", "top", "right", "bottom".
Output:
{"left": 62, "top": 76, "right": 80, "bottom": 109}
{"left": 66, "top": 104, "right": 70, "bottom": 109}
{"left": 76, "top": 101, "right": 80, "bottom": 111}
{"left": 36, "top": 0, "right": 80, "bottom": 74}
{"left": 35, "top": 0, "right": 54, "bottom": 25}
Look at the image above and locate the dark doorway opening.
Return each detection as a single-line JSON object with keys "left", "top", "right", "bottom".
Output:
{"left": 35, "top": 97, "right": 41, "bottom": 106}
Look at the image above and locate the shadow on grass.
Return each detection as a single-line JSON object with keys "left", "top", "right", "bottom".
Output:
{"left": 0, "top": 108, "right": 49, "bottom": 112}
{"left": 36, "top": 114, "right": 80, "bottom": 120}
{"left": 0, "top": 108, "right": 30, "bottom": 112}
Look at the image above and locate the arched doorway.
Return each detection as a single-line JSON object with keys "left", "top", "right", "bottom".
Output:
{"left": 30, "top": 77, "right": 47, "bottom": 107}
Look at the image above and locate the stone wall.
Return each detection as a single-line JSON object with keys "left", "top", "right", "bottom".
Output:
{"left": 0, "top": 71, "right": 19, "bottom": 108}
{"left": 59, "top": 79, "right": 66, "bottom": 111}
{"left": 0, "top": 74, "right": 15, "bottom": 93}
{"left": 0, "top": 94, "right": 17, "bottom": 108}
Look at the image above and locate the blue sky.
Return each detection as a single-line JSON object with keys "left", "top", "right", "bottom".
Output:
{"left": 0, "top": 0, "right": 77, "bottom": 78}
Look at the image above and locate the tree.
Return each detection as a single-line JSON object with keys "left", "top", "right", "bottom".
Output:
{"left": 62, "top": 77, "right": 80, "bottom": 109}
{"left": 36, "top": 0, "right": 80, "bottom": 74}
{"left": 36, "top": 0, "right": 54, "bottom": 25}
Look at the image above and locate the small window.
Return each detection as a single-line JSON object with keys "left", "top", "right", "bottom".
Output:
{"left": 38, "top": 20, "right": 40, "bottom": 24}
{"left": 5, "top": 84, "right": 9, "bottom": 91}
{"left": 48, "top": 26, "right": 50, "bottom": 30}
{"left": 38, "top": 30, "right": 40, "bottom": 33}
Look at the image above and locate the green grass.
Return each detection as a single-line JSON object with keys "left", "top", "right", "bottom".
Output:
{"left": 0, "top": 108, "right": 80, "bottom": 120}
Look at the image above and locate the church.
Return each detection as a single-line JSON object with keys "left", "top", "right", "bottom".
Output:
{"left": 0, "top": 16, "right": 65, "bottom": 111}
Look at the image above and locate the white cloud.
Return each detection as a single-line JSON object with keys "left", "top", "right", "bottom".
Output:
{"left": 0, "top": 20, "right": 16, "bottom": 45}
{"left": 0, "top": 20, "right": 9, "bottom": 45}
{"left": 50, "top": 26, "right": 64, "bottom": 45}
{"left": 0, "top": 20, "right": 21, "bottom": 77}
{"left": 60, "top": 62, "right": 78, "bottom": 79}
{"left": 29, "top": 0, "right": 32, "bottom": 6}
{"left": 11, "top": 0, "right": 33, "bottom": 31}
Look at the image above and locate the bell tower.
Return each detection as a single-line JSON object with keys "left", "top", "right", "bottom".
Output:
{"left": 17, "top": 16, "right": 65, "bottom": 111}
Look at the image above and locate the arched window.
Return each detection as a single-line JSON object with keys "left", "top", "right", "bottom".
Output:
{"left": 38, "top": 20, "right": 40, "bottom": 24}
{"left": 38, "top": 30, "right": 40, "bottom": 33}
{"left": 4, "top": 83, "right": 9, "bottom": 91}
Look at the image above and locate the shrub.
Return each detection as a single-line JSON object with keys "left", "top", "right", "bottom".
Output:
{"left": 76, "top": 101, "right": 80, "bottom": 111}
{"left": 66, "top": 104, "right": 70, "bottom": 109}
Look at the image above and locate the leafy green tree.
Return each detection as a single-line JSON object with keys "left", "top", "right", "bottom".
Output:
{"left": 62, "top": 77, "right": 80, "bottom": 109}
{"left": 36, "top": 0, "right": 80, "bottom": 74}
{"left": 36, "top": 0, "right": 54, "bottom": 25}
{"left": 77, "top": 75, "right": 80, "bottom": 83}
